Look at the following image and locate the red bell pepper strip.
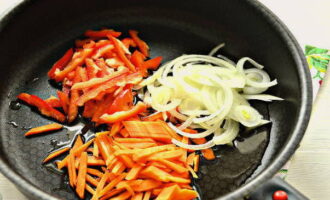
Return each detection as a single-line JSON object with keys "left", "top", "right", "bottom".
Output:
{"left": 100, "top": 102, "right": 147, "bottom": 124}
{"left": 75, "top": 39, "right": 94, "bottom": 48}
{"left": 68, "top": 68, "right": 82, "bottom": 123}
{"left": 57, "top": 91, "right": 70, "bottom": 114}
{"left": 131, "top": 50, "right": 147, "bottom": 76}
{"left": 71, "top": 67, "right": 129, "bottom": 90}
{"left": 107, "top": 35, "right": 136, "bottom": 72}
{"left": 82, "top": 100, "right": 97, "bottom": 118}
{"left": 45, "top": 96, "right": 62, "bottom": 108}
{"left": 84, "top": 29, "right": 121, "bottom": 38}
{"left": 92, "top": 94, "right": 114, "bottom": 122}
{"left": 92, "top": 44, "right": 114, "bottom": 60}
{"left": 17, "top": 93, "right": 66, "bottom": 122}
{"left": 76, "top": 72, "right": 142, "bottom": 106}
{"left": 95, "top": 59, "right": 112, "bottom": 75}
{"left": 142, "top": 56, "right": 162, "bottom": 70}
{"left": 122, "top": 38, "right": 137, "bottom": 49}
{"left": 47, "top": 48, "right": 74, "bottom": 79}
{"left": 129, "top": 30, "right": 149, "bottom": 57}
{"left": 54, "top": 48, "right": 93, "bottom": 82}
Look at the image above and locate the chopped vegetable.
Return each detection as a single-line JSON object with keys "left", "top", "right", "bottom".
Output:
{"left": 25, "top": 123, "right": 63, "bottom": 136}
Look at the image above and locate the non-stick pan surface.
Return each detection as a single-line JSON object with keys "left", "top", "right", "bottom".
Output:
{"left": 0, "top": 0, "right": 312, "bottom": 199}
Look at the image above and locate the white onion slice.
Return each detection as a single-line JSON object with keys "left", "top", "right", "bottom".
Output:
{"left": 172, "top": 139, "right": 215, "bottom": 150}
{"left": 242, "top": 94, "right": 283, "bottom": 102}
{"left": 168, "top": 122, "right": 219, "bottom": 139}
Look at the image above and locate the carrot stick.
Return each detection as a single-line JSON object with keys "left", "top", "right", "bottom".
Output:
{"left": 187, "top": 166, "right": 198, "bottom": 179}
{"left": 156, "top": 159, "right": 188, "bottom": 174}
{"left": 109, "top": 191, "right": 131, "bottom": 200}
{"left": 132, "top": 144, "right": 176, "bottom": 162}
{"left": 99, "top": 173, "right": 126, "bottom": 197}
{"left": 115, "top": 138, "right": 155, "bottom": 143}
{"left": 87, "top": 168, "right": 103, "bottom": 178}
{"left": 147, "top": 149, "right": 185, "bottom": 161}
{"left": 186, "top": 153, "right": 195, "bottom": 166}
{"left": 131, "top": 193, "right": 143, "bottom": 200}
{"left": 25, "top": 123, "right": 63, "bottom": 136}
{"left": 85, "top": 184, "right": 96, "bottom": 195}
{"left": 142, "top": 191, "right": 151, "bottom": 200}
{"left": 192, "top": 138, "right": 215, "bottom": 160}
{"left": 93, "top": 143, "right": 99, "bottom": 157}
{"left": 92, "top": 171, "right": 110, "bottom": 200}
{"left": 43, "top": 147, "right": 70, "bottom": 163}
{"left": 129, "top": 179, "right": 162, "bottom": 192}
{"left": 68, "top": 153, "right": 77, "bottom": 187}
{"left": 155, "top": 185, "right": 180, "bottom": 200}
{"left": 125, "top": 164, "right": 143, "bottom": 181}
{"left": 110, "top": 122, "right": 123, "bottom": 136}
{"left": 57, "top": 91, "right": 70, "bottom": 114}
{"left": 142, "top": 112, "right": 164, "bottom": 121}
{"left": 193, "top": 154, "right": 199, "bottom": 172}
{"left": 76, "top": 152, "right": 88, "bottom": 199}
{"left": 99, "top": 188, "right": 125, "bottom": 200}
{"left": 86, "top": 174, "right": 100, "bottom": 187}
{"left": 73, "top": 139, "right": 95, "bottom": 157}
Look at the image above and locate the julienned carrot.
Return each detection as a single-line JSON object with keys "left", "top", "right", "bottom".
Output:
{"left": 156, "top": 184, "right": 180, "bottom": 200}
{"left": 115, "top": 138, "right": 155, "bottom": 143}
{"left": 147, "top": 149, "right": 185, "bottom": 161}
{"left": 76, "top": 152, "right": 88, "bottom": 199}
{"left": 187, "top": 166, "right": 198, "bottom": 179}
{"left": 92, "top": 171, "right": 110, "bottom": 200}
{"left": 99, "top": 173, "right": 126, "bottom": 197}
{"left": 129, "top": 179, "right": 162, "bottom": 192}
{"left": 93, "top": 143, "right": 99, "bottom": 157}
{"left": 193, "top": 154, "right": 200, "bottom": 172}
{"left": 85, "top": 184, "right": 96, "bottom": 195}
{"left": 132, "top": 144, "right": 176, "bottom": 162}
{"left": 43, "top": 147, "right": 70, "bottom": 163}
{"left": 143, "top": 191, "right": 151, "bottom": 200}
{"left": 117, "top": 182, "right": 135, "bottom": 196}
{"left": 87, "top": 168, "right": 103, "bottom": 178}
{"left": 25, "top": 123, "right": 63, "bottom": 136}
{"left": 157, "top": 159, "right": 188, "bottom": 174}
{"left": 110, "top": 191, "right": 132, "bottom": 200}
{"left": 186, "top": 153, "right": 195, "bottom": 166}
{"left": 86, "top": 174, "right": 100, "bottom": 187}
{"left": 99, "top": 188, "right": 125, "bottom": 200}
{"left": 68, "top": 153, "right": 77, "bottom": 187}
{"left": 120, "top": 142, "right": 157, "bottom": 149}
{"left": 125, "top": 164, "right": 143, "bottom": 181}
{"left": 132, "top": 192, "right": 143, "bottom": 200}
{"left": 192, "top": 138, "right": 215, "bottom": 160}
{"left": 142, "top": 112, "right": 164, "bottom": 121}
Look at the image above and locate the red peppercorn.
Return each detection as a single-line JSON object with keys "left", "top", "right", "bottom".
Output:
{"left": 273, "top": 190, "right": 288, "bottom": 200}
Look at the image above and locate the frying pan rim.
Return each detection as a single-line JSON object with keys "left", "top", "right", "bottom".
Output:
{"left": 0, "top": 0, "right": 312, "bottom": 199}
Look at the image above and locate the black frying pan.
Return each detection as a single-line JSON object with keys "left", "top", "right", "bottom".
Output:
{"left": 0, "top": 0, "right": 312, "bottom": 199}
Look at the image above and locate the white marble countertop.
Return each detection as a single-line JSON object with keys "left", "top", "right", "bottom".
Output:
{"left": 0, "top": 0, "right": 329, "bottom": 199}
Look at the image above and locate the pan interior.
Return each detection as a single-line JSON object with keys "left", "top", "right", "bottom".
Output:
{"left": 0, "top": 0, "right": 302, "bottom": 199}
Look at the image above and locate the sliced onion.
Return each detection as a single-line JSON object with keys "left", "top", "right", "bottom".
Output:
{"left": 172, "top": 138, "right": 215, "bottom": 150}
{"left": 208, "top": 43, "right": 225, "bottom": 56}
{"left": 168, "top": 122, "right": 219, "bottom": 139}
{"left": 228, "top": 105, "right": 262, "bottom": 127}
{"left": 213, "top": 119, "right": 239, "bottom": 145}
{"left": 237, "top": 57, "right": 264, "bottom": 73}
{"left": 242, "top": 94, "right": 283, "bottom": 101}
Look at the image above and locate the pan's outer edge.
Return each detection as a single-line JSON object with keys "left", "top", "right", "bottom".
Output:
{"left": 0, "top": 0, "right": 313, "bottom": 200}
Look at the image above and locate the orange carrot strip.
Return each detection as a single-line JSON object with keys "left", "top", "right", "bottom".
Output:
{"left": 128, "top": 30, "right": 149, "bottom": 57}
{"left": 167, "top": 176, "right": 191, "bottom": 184}
{"left": 142, "top": 191, "right": 151, "bottom": 200}
{"left": 109, "top": 191, "right": 131, "bottom": 200}
{"left": 25, "top": 123, "right": 63, "bottom": 136}
{"left": 142, "top": 112, "right": 164, "bottom": 121}
{"left": 92, "top": 171, "right": 110, "bottom": 200}
{"left": 57, "top": 91, "right": 70, "bottom": 114}
{"left": 112, "top": 161, "right": 126, "bottom": 174}
{"left": 73, "top": 139, "right": 94, "bottom": 157}
{"left": 99, "top": 173, "right": 126, "bottom": 197}
{"left": 86, "top": 174, "right": 100, "bottom": 187}
{"left": 68, "top": 153, "right": 77, "bottom": 187}
{"left": 131, "top": 193, "right": 143, "bottom": 200}
{"left": 110, "top": 122, "right": 123, "bottom": 136}
{"left": 125, "top": 164, "right": 143, "bottom": 181}
{"left": 87, "top": 168, "right": 103, "bottom": 178}
{"left": 186, "top": 153, "right": 195, "bottom": 166}
{"left": 115, "top": 138, "right": 155, "bottom": 143}
{"left": 95, "top": 135, "right": 113, "bottom": 165}
{"left": 193, "top": 154, "right": 200, "bottom": 172}
{"left": 43, "top": 147, "right": 70, "bottom": 163}
{"left": 187, "top": 166, "right": 198, "bottom": 179}
{"left": 99, "top": 188, "right": 125, "bottom": 200}
{"left": 56, "top": 135, "right": 83, "bottom": 169}
{"left": 155, "top": 185, "right": 180, "bottom": 200}
{"left": 120, "top": 142, "right": 157, "bottom": 149}
{"left": 119, "top": 129, "right": 129, "bottom": 138}
{"left": 83, "top": 100, "right": 97, "bottom": 118}
{"left": 140, "top": 165, "right": 171, "bottom": 182}
{"left": 147, "top": 149, "right": 185, "bottom": 161}
{"left": 85, "top": 184, "right": 96, "bottom": 195}
{"left": 76, "top": 152, "right": 88, "bottom": 199}
{"left": 93, "top": 143, "right": 99, "bottom": 157}
{"left": 156, "top": 159, "right": 188, "bottom": 174}
{"left": 173, "top": 189, "right": 199, "bottom": 200}
{"left": 108, "top": 35, "right": 136, "bottom": 72}
{"left": 132, "top": 144, "right": 176, "bottom": 162}
{"left": 152, "top": 189, "right": 162, "bottom": 196}
{"left": 129, "top": 179, "right": 162, "bottom": 192}
{"left": 118, "top": 182, "right": 135, "bottom": 196}
{"left": 192, "top": 138, "right": 215, "bottom": 160}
